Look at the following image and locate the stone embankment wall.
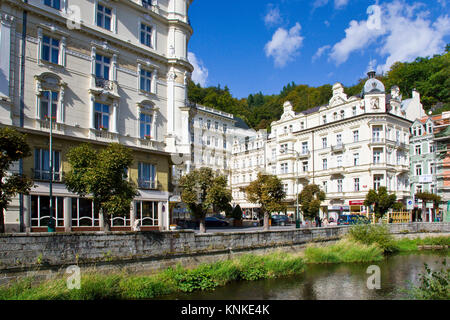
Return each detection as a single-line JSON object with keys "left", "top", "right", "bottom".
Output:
{"left": 0, "top": 222, "right": 449, "bottom": 285}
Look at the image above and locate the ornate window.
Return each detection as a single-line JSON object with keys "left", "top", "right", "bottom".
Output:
{"left": 137, "top": 100, "right": 158, "bottom": 140}
{"left": 35, "top": 73, "right": 66, "bottom": 125}
{"left": 37, "top": 26, "right": 67, "bottom": 67}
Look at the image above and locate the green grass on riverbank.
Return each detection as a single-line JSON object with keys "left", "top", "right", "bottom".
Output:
{"left": 1, "top": 234, "right": 449, "bottom": 300}
{"left": 304, "top": 239, "right": 384, "bottom": 264}
{"left": 0, "top": 252, "right": 306, "bottom": 300}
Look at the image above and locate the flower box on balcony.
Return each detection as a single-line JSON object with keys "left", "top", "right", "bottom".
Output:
{"left": 144, "top": 135, "right": 152, "bottom": 140}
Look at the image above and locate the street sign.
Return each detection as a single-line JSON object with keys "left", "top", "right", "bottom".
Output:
{"left": 407, "top": 199, "right": 413, "bottom": 210}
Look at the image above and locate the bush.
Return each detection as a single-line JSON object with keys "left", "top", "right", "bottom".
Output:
{"left": 348, "top": 223, "right": 398, "bottom": 253}
{"left": 304, "top": 239, "right": 384, "bottom": 264}
{"left": 408, "top": 260, "right": 450, "bottom": 300}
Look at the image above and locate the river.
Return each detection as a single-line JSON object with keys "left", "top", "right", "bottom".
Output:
{"left": 162, "top": 252, "right": 449, "bottom": 300}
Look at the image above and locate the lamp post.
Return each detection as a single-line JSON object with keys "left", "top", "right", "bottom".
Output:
{"left": 47, "top": 103, "right": 55, "bottom": 233}
{"left": 280, "top": 148, "right": 301, "bottom": 228}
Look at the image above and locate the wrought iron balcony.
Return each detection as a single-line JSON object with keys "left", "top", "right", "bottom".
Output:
{"left": 95, "top": 77, "right": 114, "bottom": 90}
{"left": 138, "top": 179, "right": 156, "bottom": 190}
{"left": 32, "top": 169, "right": 62, "bottom": 182}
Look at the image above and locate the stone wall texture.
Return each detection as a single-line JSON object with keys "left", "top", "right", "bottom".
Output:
{"left": 0, "top": 222, "right": 449, "bottom": 284}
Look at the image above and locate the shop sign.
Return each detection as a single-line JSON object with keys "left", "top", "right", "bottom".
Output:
{"left": 419, "top": 175, "right": 433, "bottom": 183}
{"left": 349, "top": 200, "right": 364, "bottom": 206}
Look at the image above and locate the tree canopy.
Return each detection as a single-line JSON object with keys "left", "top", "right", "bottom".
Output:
{"left": 298, "top": 184, "right": 326, "bottom": 221}
{"left": 244, "top": 173, "right": 286, "bottom": 231}
{"left": 65, "top": 143, "right": 138, "bottom": 231}
{"left": 188, "top": 49, "right": 450, "bottom": 129}
{"left": 179, "top": 167, "right": 231, "bottom": 233}
{"left": 0, "top": 128, "right": 34, "bottom": 233}
{"left": 364, "top": 187, "right": 397, "bottom": 219}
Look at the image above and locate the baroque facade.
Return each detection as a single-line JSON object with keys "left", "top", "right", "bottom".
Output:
{"left": 0, "top": 0, "right": 194, "bottom": 232}
{"left": 231, "top": 71, "right": 426, "bottom": 222}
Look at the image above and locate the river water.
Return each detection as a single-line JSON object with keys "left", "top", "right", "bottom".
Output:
{"left": 162, "top": 252, "right": 449, "bottom": 300}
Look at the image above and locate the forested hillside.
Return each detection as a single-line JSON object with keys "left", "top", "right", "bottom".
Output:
{"left": 187, "top": 48, "right": 450, "bottom": 130}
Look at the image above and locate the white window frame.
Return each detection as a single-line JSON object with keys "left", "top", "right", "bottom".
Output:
{"left": 37, "top": 27, "right": 67, "bottom": 67}
{"left": 95, "top": 1, "right": 116, "bottom": 33}
{"left": 354, "top": 178, "right": 360, "bottom": 191}
{"left": 138, "top": 16, "right": 157, "bottom": 50}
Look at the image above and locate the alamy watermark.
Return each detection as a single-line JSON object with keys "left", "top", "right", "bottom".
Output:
{"left": 366, "top": 265, "right": 381, "bottom": 290}
{"left": 66, "top": 265, "right": 81, "bottom": 290}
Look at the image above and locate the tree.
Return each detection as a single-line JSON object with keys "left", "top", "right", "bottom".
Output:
{"left": 298, "top": 184, "right": 326, "bottom": 221}
{"left": 0, "top": 128, "right": 34, "bottom": 233}
{"left": 244, "top": 173, "right": 286, "bottom": 231}
{"left": 415, "top": 192, "right": 442, "bottom": 221}
{"left": 229, "top": 204, "right": 243, "bottom": 220}
{"left": 179, "top": 167, "right": 231, "bottom": 233}
{"left": 364, "top": 187, "right": 397, "bottom": 220}
{"left": 65, "top": 143, "right": 138, "bottom": 231}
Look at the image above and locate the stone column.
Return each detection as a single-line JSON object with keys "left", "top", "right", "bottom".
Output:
{"left": 130, "top": 200, "right": 136, "bottom": 231}
{"left": 23, "top": 195, "right": 31, "bottom": 233}
{"left": 64, "top": 197, "right": 72, "bottom": 232}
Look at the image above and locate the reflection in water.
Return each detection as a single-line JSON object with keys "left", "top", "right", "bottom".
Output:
{"left": 161, "top": 252, "right": 449, "bottom": 300}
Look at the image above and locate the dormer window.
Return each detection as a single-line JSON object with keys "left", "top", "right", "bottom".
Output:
{"left": 417, "top": 126, "right": 422, "bottom": 136}
{"left": 427, "top": 123, "right": 433, "bottom": 134}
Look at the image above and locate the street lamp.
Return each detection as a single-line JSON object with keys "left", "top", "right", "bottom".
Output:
{"left": 46, "top": 105, "right": 55, "bottom": 233}
{"left": 280, "top": 148, "right": 301, "bottom": 228}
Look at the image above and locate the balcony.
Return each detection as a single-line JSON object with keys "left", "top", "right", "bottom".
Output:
{"left": 36, "top": 119, "right": 64, "bottom": 133}
{"left": 277, "top": 132, "right": 295, "bottom": 143}
{"left": 137, "top": 137, "right": 165, "bottom": 151}
{"left": 90, "top": 76, "right": 119, "bottom": 97}
{"left": 32, "top": 169, "right": 62, "bottom": 182}
{"left": 91, "top": 129, "right": 118, "bottom": 142}
{"left": 298, "top": 150, "right": 311, "bottom": 159}
{"left": 329, "top": 166, "right": 345, "bottom": 175}
{"left": 395, "top": 141, "right": 408, "bottom": 150}
{"left": 278, "top": 151, "right": 297, "bottom": 161}
{"left": 331, "top": 143, "right": 345, "bottom": 153}
{"left": 370, "top": 137, "right": 385, "bottom": 145}
{"left": 138, "top": 179, "right": 157, "bottom": 190}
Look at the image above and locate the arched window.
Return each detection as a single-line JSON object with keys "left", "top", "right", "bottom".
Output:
{"left": 34, "top": 73, "right": 66, "bottom": 126}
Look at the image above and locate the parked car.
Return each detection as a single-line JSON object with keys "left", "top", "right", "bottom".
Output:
{"left": 271, "top": 215, "right": 290, "bottom": 226}
{"left": 337, "top": 215, "right": 370, "bottom": 225}
{"left": 204, "top": 217, "right": 229, "bottom": 227}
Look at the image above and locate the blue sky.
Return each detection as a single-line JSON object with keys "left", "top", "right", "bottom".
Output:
{"left": 187, "top": 0, "right": 450, "bottom": 99}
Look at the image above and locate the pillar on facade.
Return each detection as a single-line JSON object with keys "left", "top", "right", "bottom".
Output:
{"left": 23, "top": 194, "right": 31, "bottom": 233}
{"left": 130, "top": 200, "right": 136, "bottom": 231}
{"left": 63, "top": 197, "right": 72, "bottom": 232}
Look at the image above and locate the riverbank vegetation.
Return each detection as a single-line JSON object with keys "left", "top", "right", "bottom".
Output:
{"left": 1, "top": 229, "right": 448, "bottom": 300}
{"left": 0, "top": 252, "right": 306, "bottom": 300}
{"left": 408, "top": 260, "right": 449, "bottom": 300}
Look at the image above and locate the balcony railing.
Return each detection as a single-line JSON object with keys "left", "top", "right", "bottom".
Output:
{"left": 95, "top": 77, "right": 114, "bottom": 90}
{"left": 138, "top": 179, "right": 156, "bottom": 190}
{"left": 331, "top": 143, "right": 345, "bottom": 152}
{"left": 32, "top": 169, "right": 62, "bottom": 182}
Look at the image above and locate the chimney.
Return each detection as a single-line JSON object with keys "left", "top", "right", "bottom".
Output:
{"left": 412, "top": 88, "right": 420, "bottom": 100}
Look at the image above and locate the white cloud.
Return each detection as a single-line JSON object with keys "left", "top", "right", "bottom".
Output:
{"left": 265, "top": 23, "right": 304, "bottom": 68}
{"left": 328, "top": 1, "right": 450, "bottom": 73}
{"left": 264, "top": 5, "right": 283, "bottom": 27}
{"left": 313, "top": 0, "right": 349, "bottom": 10}
{"left": 334, "top": 0, "right": 349, "bottom": 9}
{"left": 312, "top": 45, "right": 331, "bottom": 62}
{"left": 187, "top": 52, "right": 208, "bottom": 87}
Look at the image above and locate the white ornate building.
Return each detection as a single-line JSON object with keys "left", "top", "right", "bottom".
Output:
{"left": 231, "top": 71, "right": 426, "bottom": 221}
{"left": 0, "top": 0, "right": 195, "bottom": 232}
